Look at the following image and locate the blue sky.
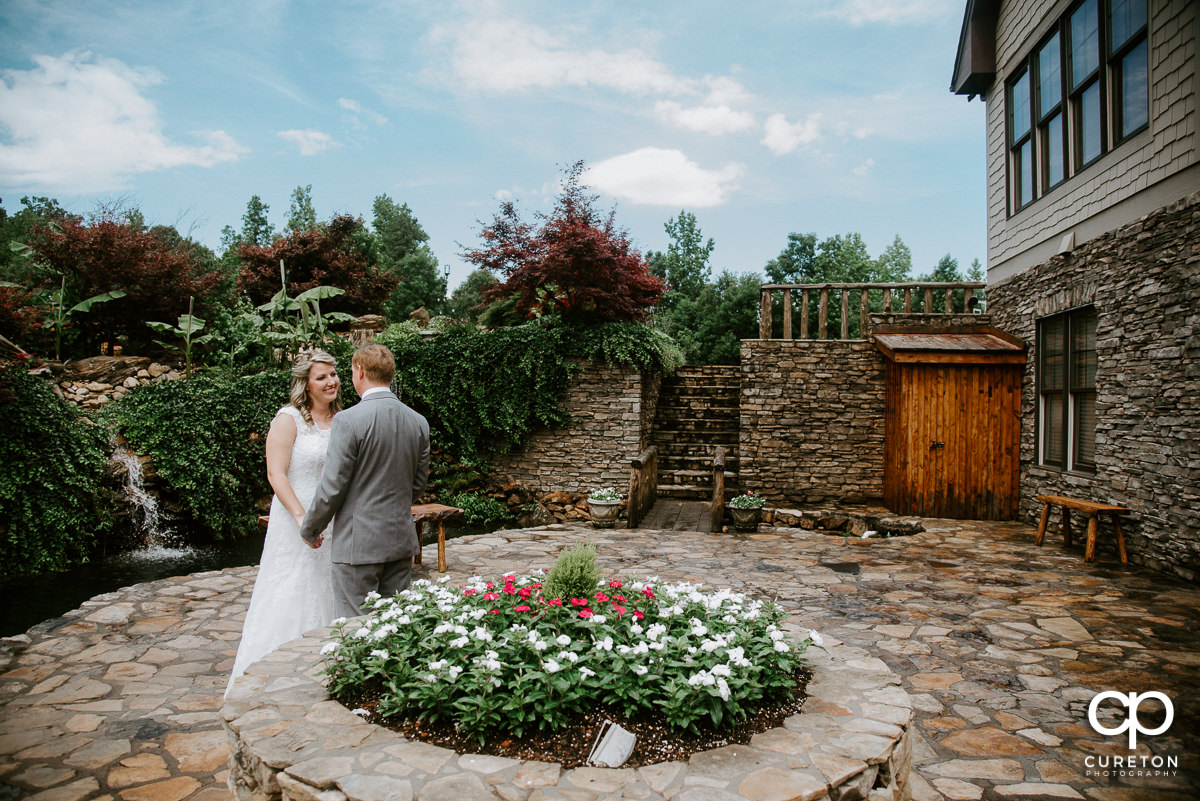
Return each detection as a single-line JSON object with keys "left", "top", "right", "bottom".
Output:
{"left": 0, "top": 0, "right": 985, "bottom": 292}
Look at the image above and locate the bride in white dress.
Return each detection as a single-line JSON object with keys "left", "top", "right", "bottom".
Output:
{"left": 227, "top": 349, "right": 341, "bottom": 694}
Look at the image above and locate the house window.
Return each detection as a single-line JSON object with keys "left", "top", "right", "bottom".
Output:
{"left": 1006, "top": 0, "right": 1148, "bottom": 213}
{"left": 1039, "top": 307, "right": 1097, "bottom": 471}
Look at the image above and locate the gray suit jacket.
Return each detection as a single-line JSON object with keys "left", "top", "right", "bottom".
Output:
{"left": 299, "top": 390, "right": 430, "bottom": 565}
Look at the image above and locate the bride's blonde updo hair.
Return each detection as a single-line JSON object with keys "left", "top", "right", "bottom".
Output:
{"left": 289, "top": 349, "right": 341, "bottom": 426}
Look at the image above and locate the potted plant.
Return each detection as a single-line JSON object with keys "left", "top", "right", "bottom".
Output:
{"left": 728, "top": 491, "right": 766, "bottom": 532}
{"left": 587, "top": 487, "right": 622, "bottom": 528}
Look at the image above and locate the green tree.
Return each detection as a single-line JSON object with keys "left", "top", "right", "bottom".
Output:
{"left": 666, "top": 271, "right": 763, "bottom": 364}
{"left": 920, "top": 253, "right": 962, "bottom": 312}
{"left": 646, "top": 211, "right": 714, "bottom": 305}
{"left": 242, "top": 195, "right": 274, "bottom": 246}
{"left": 372, "top": 195, "right": 445, "bottom": 320}
{"left": 446, "top": 269, "right": 498, "bottom": 322}
{"left": 764, "top": 232, "right": 817, "bottom": 284}
{"left": 0, "top": 196, "right": 80, "bottom": 284}
{"left": 875, "top": 235, "right": 913, "bottom": 284}
{"left": 286, "top": 185, "right": 318, "bottom": 234}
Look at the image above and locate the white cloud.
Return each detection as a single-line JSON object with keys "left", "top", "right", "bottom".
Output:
{"left": 654, "top": 76, "right": 756, "bottom": 135}
{"left": 0, "top": 52, "right": 245, "bottom": 193}
{"left": 853, "top": 158, "right": 875, "bottom": 176}
{"left": 337, "top": 97, "right": 388, "bottom": 127}
{"left": 277, "top": 129, "right": 334, "bottom": 156}
{"left": 818, "top": 0, "right": 958, "bottom": 25}
{"left": 585, "top": 148, "right": 742, "bottom": 207}
{"left": 432, "top": 18, "right": 688, "bottom": 95}
{"left": 762, "top": 113, "right": 822, "bottom": 155}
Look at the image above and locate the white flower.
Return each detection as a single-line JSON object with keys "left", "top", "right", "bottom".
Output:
{"left": 590, "top": 615, "right": 607, "bottom": 624}
{"left": 688, "top": 670, "right": 715, "bottom": 687}
{"left": 448, "top": 665, "right": 463, "bottom": 680}
{"left": 332, "top": 617, "right": 347, "bottom": 626}
{"left": 774, "top": 640, "right": 790, "bottom": 653}
{"left": 595, "top": 636, "right": 614, "bottom": 652}
{"left": 423, "top": 673, "right": 437, "bottom": 683}
{"left": 353, "top": 627, "right": 371, "bottom": 639}
{"left": 579, "top": 666, "right": 596, "bottom": 678}
{"left": 808, "top": 629, "right": 824, "bottom": 646}
{"left": 320, "top": 642, "right": 338, "bottom": 655}
{"left": 370, "top": 649, "right": 388, "bottom": 659}
{"left": 558, "top": 651, "right": 579, "bottom": 663}
{"left": 617, "top": 644, "right": 632, "bottom": 655}
{"left": 556, "top": 634, "right": 572, "bottom": 646}
{"left": 429, "top": 659, "right": 448, "bottom": 671}
{"left": 544, "top": 659, "right": 561, "bottom": 674}
{"left": 646, "top": 624, "right": 667, "bottom": 641}
{"left": 629, "top": 623, "right": 644, "bottom": 635}
{"left": 433, "top": 622, "right": 455, "bottom": 635}
{"left": 352, "top": 708, "right": 370, "bottom": 717}
{"left": 438, "top": 575, "right": 452, "bottom": 583}
{"left": 449, "top": 636, "right": 469, "bottom": 649}
{"left": 534, "top": 640, "right": 549, "bottom": 651}
{"left": 716, "top": 677, "right": 731, "bottom": 701}
{"left": 769, "top": 629, "right": 785, "bottom": 641}
{"left": 365, "top": 590, "right": 381, "bottom": 602}
{"left": 726, "top": 646, "right": 750, "bottom": 667}
{"left": 631, "top": 664, "right": 648, "bottom": 676}
{"left": 527, "top": 630, "right": 541, "bottom": 644}
{"left": 631, "top": 641, "right": 649, "bottom": 656}
{"left": 471, "top": 626, "right": 494, "bottom": 642}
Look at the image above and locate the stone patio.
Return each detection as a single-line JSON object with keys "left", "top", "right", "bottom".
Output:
{"left": 1, "top": 517, "right": 1198, "bottom": 800}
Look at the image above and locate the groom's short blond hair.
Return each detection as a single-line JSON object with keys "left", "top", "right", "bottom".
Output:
{"left": 353, "top": 344, "right": 396, "bottom": 385}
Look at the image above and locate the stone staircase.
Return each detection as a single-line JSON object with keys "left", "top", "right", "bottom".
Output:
{"left": 650, "top": 365, "right": 741, "bottom": 500}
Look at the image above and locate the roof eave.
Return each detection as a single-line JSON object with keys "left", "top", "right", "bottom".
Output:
{"left": 951, "top": 0, "right": 1001, "bottom": 97}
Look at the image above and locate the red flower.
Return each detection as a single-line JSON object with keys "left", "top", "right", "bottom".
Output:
{"left": 464, "top": 588, "right": 477, "bottom": 596}
{"left": 613, "top": 605, "right": 627, "bottom": 617}
{"left": 609, "top": 580, "right": 623, "bottom": 589}
{"left": 483, "top": 592, "right": 499, "bottom": 601}
{"left": 634, "top": 610, "right": 645, "bottom": 620}
{"left": 503, "top": 575, "right": 516, "bottom": 582}
{"left": 594, "top": 592, "right": 609, "bottom": 603}
{"left": 486, "top": 582, "right": 496, "bottom": 589}
{"left": 570, "top": 598, "right": 589, "bottom": 607}
{"left": 503, "top": 585, "right": 516, "bottom": 595}
{"left": 546, "top": 598, "right": 563, "bottom": 606}
{"left": 612, "top": 595, "right": 626, "bottom": 603}
{"left": 642, "top": 587, "right": 656, "bottom": 599}
{"left": 579, "top": 609, "right": 594, "bottom": 619}
{"left": 518, "top": 587, "right": 533, "bottom": 599}
{"left": 514, "top": 605, "right": 531, "bottom": 612}
{"left": 490, "top": 609, "right": 500, "bottom": 614}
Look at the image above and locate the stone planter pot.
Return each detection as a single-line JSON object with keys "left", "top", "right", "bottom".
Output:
{"left": 587, "top": 499, "right": 621, "bottom": 528}
{"left": 729, "top": 506, "right": 763, "bottom": 532}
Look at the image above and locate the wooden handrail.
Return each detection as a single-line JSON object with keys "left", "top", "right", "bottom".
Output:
{"left": 710, "top": 446, "right": 726, "bottom": 532}
{"left": 759, "top": 281, "right": 987, "bottom": 341}
{"left": 628, "top": 446, "right": 658, "bottom": 528}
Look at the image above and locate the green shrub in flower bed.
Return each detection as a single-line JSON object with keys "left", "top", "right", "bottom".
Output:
{"left": 321, "top": 572, "right": 819, "bottom": 744}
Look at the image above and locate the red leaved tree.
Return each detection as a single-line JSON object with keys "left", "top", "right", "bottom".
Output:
{"left": 24, "top": 211, "right": 225, "bottom": 355}
{"left": 236, "top": 215, "right": 398, "bottom": 316}
{"left": 465, "top": 162, "right": 664, "bottom": 323}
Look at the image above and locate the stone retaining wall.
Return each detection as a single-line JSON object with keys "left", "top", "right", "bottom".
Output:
{"left": 489, "top": 363, "right": 658, "bottom": 495}
{"left": 224, "top": 615, "right": 913, "bottom": 801}
{"left": 987, "top": 191, "right": 1200, "bottom": 580}
{"left": 738, "top": 339, "right": 886, "bottom": 506}
{"left": 39, "top": 355, "right": 183, "bottom": 408}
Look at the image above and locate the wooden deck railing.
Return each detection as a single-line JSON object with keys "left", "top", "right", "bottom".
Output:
{"left": 710, "top": 446, "right": 726, "bottom": 533}
{"left": 758, "top": 282, "right": 986, "bottom": 341}
{"left": 628, "top": 446, "right": 658, "bottom": 528}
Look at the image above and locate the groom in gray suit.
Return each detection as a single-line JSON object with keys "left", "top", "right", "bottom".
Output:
{"left": 300, "top": 343, "right": 430, "bottom": 618}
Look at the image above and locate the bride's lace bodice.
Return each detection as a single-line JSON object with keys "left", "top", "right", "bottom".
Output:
{"left": 279, "top": 405, "right": 331, "bottom": 507}
{"left": 227, "top": 405, "right": 336, "bottom": 693}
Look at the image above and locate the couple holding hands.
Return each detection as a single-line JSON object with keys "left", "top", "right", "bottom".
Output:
{"left": 227, "top": 343, "right": 430, "bottom": 692}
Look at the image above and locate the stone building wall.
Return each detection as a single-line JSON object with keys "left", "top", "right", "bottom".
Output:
{"left": 489, "top": 362, "right": 656, "bottom": 495}
{"left": 987, "top": 192, "right": 1200, "bottom": 580}
{"left": 738, "top": 339, "right": 886, "bottom": 505}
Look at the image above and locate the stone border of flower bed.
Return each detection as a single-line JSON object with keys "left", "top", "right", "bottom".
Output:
{"left": 223, "top": 624, "right": 912, "bottom": 801}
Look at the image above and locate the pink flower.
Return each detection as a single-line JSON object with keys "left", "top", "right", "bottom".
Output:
{"left": 483, "top": 592, "right": 499, "bottom": 601}
{"left": 464, "top": 588, "right": 477, "bottom": 596}
{"left": 579, "top": 609, "right": 594, "bottom": 619}
{"left": 490, "top": 609, "right": 500, "bottom": 614}
{"left": 633, "top": 610, "right": 645, "bottom": 620}
{"left": 612, "top": 594, "right": 626, "bottom": 603}
{"left": 609, "top": 580, "right": 623, "bottom": 589}
{"left": 546, "top": 598, "right": 563, "bottom": 606}
{"left": 595, "top": 592, "right": 609, "bottom": 603}
{"left": 518, "top": 587, "right": 533, "bottom": 599}
{"left": 486, "top": 582, "right": 495, "bottom": 589}
{"left": 570, "top": 598, "right": 589, "bottom": 607}
{"left": 613, "top": 605, "right": 627, "bottom": 617}
{"left": 503, "top": 575, "right": 515, "bottom": 582}
{"left": 514, "top": 605, "right": 531, "bottom": 612}
{"left": 503, "top": 585, "right": 516, "bottom": 595}
{"left": 642, "top": 587, "right": 656, "bottom": 599}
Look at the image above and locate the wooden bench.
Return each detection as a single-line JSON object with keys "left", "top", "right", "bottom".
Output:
{"left": 257, "top": 502, "right": 466, "bottom": 574}
{"left": 1034, "top": 495, "right": 1130, "bottom": 563}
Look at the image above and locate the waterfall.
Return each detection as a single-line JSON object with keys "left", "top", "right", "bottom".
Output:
{"left": 113, "top": 446, "right": 180, "bottom": 553}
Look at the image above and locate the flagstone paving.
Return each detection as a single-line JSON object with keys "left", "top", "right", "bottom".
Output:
{"left": 1, "top": 516, "right": 1198, "bottom": 800}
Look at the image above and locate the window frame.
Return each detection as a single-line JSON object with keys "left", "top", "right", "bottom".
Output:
{"left": 1004, "top": 0, "right": 1149, "bottom": 216}
{"left": 1037, "top": 306, "right": 1099, "bottom": 473}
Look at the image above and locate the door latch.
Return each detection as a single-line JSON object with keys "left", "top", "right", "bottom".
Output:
{"left": 930, "top": 441, "right": 945, "bottom": 449}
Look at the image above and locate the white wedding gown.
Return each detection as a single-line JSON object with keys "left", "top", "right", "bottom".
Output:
{"left": 227, "top": 405, "right": 336, "bottom": 695}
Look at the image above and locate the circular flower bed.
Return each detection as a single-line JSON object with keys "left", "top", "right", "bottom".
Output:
{"left": 320, "top": 573, "right": 817, "bottom": 754}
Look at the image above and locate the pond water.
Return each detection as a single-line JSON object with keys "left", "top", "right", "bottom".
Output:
{"left": 0, "top": 523, "right": 494, "bottom": 637}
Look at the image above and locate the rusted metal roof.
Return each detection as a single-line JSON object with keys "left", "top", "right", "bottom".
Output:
{"left": 874, "top": 331, "right": 1026, "bottom": 364}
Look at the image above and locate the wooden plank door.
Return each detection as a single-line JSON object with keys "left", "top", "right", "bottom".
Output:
{"left": 884, "top": 361, "right": 1020, "bottom": 519}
